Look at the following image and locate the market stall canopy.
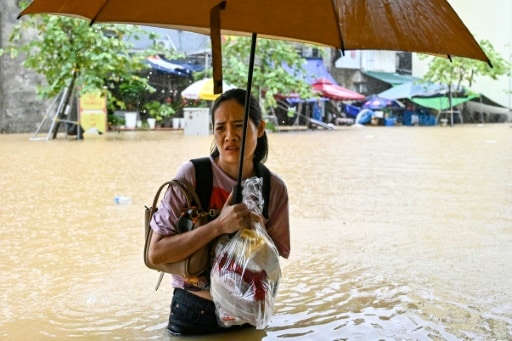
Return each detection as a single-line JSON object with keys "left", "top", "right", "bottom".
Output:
{"left": 465, "top": 100, "right": 512, "bottom": 122}
{"left": 411, "top": 95, "right": 478, "bottom": 111}
{"left": 311, "top": 78, "right": 365, "bottom": 101}
{"left": 364, "top": 71, "right": 420, "bottom": 86}
{"left": 378, "top": 81, "right": 447, "bottom": 100}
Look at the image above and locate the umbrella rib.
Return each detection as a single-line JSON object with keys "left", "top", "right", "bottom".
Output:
{"left": 211, "top": 1, "right": 226, "bottom": 94}
{"left": 90, "top": 0, "right": 111, "bottom": 25}
{"left": 331, "top": 0, "right": 346, "bottom": 54}
{"left": 233, "top": 33, "right": 257, "bottom": 205}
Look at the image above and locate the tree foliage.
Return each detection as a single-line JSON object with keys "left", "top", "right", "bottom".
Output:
{"left": 1, "top": 3, "right": 177, "bottom": 109}
{"left": 420, "top": 40, "right": 511, "bottom": 91}
{"left": 221, "top": 36, "right": 316, "bottom": 110}
{"left": 3, "top": 3, "right": 317, "bottom": 113}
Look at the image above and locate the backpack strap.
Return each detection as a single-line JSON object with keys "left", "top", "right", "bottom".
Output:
{"left": 190, "top": 157, "right": 212, "bottom": 210}
{"left": 172, "top": 178, "right": 204, "bottom": 211}
{"left": 255, "top": 163, "right": 271, "bottom": 219}
{"left": 191, "top": 157, "right": 271, "bottom": 219}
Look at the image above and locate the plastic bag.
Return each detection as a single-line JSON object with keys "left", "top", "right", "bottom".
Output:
{"left": 210, "top": 177, "right": 281, "bottom": 329}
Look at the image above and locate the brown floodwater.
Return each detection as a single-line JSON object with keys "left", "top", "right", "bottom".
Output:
{"left": 1, "top": 124, "right": 511, "bottom": 340}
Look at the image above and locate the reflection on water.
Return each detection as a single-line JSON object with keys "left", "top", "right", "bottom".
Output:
{"left": 1, "top": 125, "right": 511, "bottom": 340}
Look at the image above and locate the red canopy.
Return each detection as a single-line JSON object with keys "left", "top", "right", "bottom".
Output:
{"left": 311, "top": 78, "right": 365, "bottom": 101}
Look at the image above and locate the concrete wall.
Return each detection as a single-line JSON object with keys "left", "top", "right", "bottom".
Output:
{"left": 1, "top": 0, "right": 46, "bottom": 134}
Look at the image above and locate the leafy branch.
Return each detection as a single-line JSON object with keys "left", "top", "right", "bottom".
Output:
{"left": 419, "top": 39, "right": 510, "bottom": 92}
{"left": 221, "top": 37, "right": 316, "bottom": 110}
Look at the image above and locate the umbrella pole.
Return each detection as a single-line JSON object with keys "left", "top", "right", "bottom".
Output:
{"left": 232, "top": 33, "right": 257, "bottom": 204}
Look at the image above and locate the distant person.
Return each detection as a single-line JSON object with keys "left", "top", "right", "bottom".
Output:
{"left": 312, "top": 100, "right": 322, "bottom": 121}
{"left": 148, "top": 88, "right": 290, "bottom": 336}
{"left": 402, "top": 104, "right": 414, "bottom": 126}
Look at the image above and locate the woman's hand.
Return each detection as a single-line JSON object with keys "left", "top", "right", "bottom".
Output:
{"left": 215, "top": 191, "right": 262, "bottom": 234}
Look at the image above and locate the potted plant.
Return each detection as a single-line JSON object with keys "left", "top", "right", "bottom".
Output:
{"left": 143, "top": 100, "right": 175, "bottom": 128}
{"left": 107, "top": 113, "right": 125, "bottom": 131}
{"left": 118, "top": 78, "right": 151, "bottom": 129}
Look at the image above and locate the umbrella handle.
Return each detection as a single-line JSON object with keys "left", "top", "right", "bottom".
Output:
{"left": 233, "top": 32, "right": 258, "bottom": 204}
{"left": 231, "top": 184, "right": 243, "bottom": 205}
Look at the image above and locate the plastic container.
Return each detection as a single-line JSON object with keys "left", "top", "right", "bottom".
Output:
{"left": 124, "top": 112, "right": 137, "bottom": 129}
{"left": 114, "top": 196, "right": 131, "bottom": 205}
{"left": 384, "top": 118, "right": 396, "bottom": 126}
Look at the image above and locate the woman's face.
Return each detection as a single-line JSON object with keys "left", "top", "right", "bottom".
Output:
{"left": 213, "top": 99, "right": 265, "bottom": 171}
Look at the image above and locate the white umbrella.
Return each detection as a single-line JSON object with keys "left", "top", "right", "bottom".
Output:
{"left": 181, "top": 78, "right": 236, "bottom": 101}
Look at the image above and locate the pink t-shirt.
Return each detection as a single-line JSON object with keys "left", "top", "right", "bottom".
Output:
{"left": 150, "top": 156, "right": 290, "bottom": 290}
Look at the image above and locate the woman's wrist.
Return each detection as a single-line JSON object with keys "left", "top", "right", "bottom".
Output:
{"left": 205, "top": 218, "right": 224, "bottom": 239}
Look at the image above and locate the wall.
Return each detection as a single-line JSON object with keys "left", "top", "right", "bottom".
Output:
{"left": 1, "top": 0, "right": 47, "bottom": 134}
{"left": 335, "top": 50, "right": 397, "bottom": 74}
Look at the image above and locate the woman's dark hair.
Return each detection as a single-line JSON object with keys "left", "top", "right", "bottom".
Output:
{"left": 210, "top": 88, "right": 268, "bottom": 164}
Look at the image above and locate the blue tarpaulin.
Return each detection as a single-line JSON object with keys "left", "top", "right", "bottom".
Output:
{"left": 343, "top": 103, "right": 361, "bottom": 118}
{"left": 362, "top": 95, "right": 403, "bottom": 110}
{"left": 355, "top": 109, "right": 374, "bottom": 124}
{"left": 146, "top": 55, "right": 192, "bottom": 77}
{"left": 284, "top": 97, "right": 329, "bottom": 104}
{"left": 168, "top": 59, "right": 205, "bottom": 73}
{"left": 283, "top": 58, "right": 337, "bottom": 85}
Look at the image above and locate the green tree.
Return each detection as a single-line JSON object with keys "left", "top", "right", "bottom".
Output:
{"left": 221, "top": 36, "right": 316, "bottom": 111}
{"left": 1, "top": 3, "right": 175, "bottom": 110}
{"left": 420, "top": 40, "right": 510, "bottom": 93}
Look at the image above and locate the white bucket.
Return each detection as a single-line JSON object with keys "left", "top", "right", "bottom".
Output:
{"left": 147, "top": 118, "right": 156, "bottom": 129}
{"left": 124, "top": 112, "right": 137, "bottom": 129}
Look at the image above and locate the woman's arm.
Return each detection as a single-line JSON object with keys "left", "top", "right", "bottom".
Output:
{"left": 265, "top": 174, "right": 291, "bottom": 259}
{"left": 149, "top": 190, "right": 256, "bottom": 265}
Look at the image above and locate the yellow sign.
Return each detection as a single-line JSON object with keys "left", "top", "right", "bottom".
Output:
{"left": 79, "top": 91, "right": 107, "bottom": 134}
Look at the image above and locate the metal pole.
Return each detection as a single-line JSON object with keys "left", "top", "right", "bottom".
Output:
{"left": 449, "top": 83, "right": 453, "bottom": 127}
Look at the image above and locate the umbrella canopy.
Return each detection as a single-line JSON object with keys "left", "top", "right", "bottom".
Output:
{"left": 181, "top": 78, "right": 236, "bottom": 101}
{"left": 362, "top": 95, "right": 404, "bottom": 110}
{"left": 19, "top": 0, "right": 491, "bottom": 65}
{"left": 311, "top": 78, "right": 365, "bottom": 101}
